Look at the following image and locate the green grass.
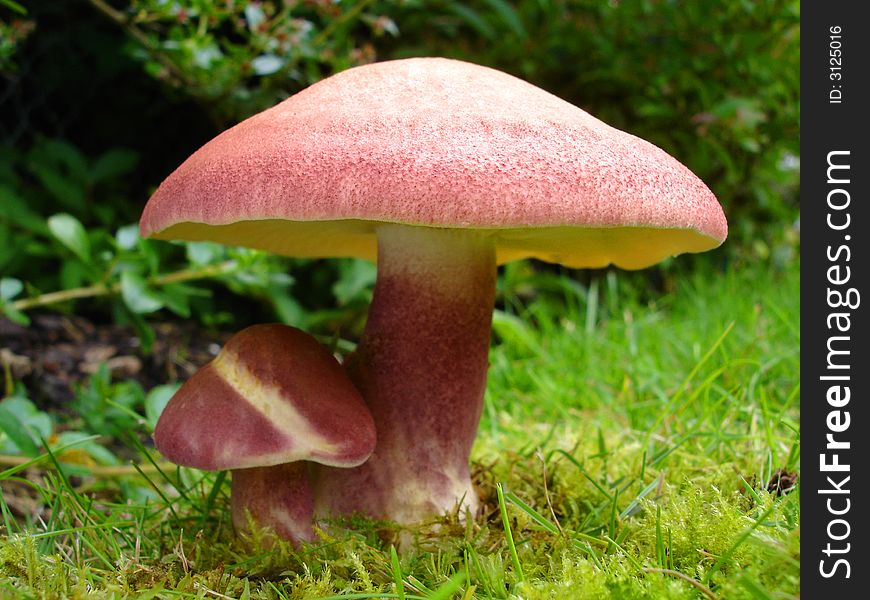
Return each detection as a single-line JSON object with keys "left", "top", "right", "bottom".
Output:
{"left": 0, "top": 257, "right": 800, "bottom": 599}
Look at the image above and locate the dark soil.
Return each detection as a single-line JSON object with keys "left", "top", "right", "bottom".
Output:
{"left": 0, "top": 313, "right": 231, "bottom": 413}
{"left": 766, "top": 468, "right": 798, "bottom": 496}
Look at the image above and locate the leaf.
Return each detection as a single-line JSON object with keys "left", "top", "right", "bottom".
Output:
{"left": 120, "top": 271, "right": 164, "bottom": 313}
{"left": 138, "top": 238, "right": 161, "bottom": 272}
{"left": 115, "top": 224, "right": 140, "bottom": 251}
{"left": 36, "top": 139, "right": 90, "bottom": 183}
{"left": 244, "top": 3, "right": 266, "bottom": 29}
{"left": 270, "top": 286, "right": 307, "bottom": 326}
{"left": 251, "top": 54, "right": 284, "bottom": 76}
{"left": 0, "top": 397, "right": 54, "bottom": 457}
{"left": 332, "top": 259, "right": 376, "bottom": 305}
{"left": 27, "top": 139, "right": 90, "bottom": 214}
{"left": 160, "top": 283, "right": 199, "bottom": 317}
{"left": 449, "top": 3, "right": 496, "bottom": 40}
{"left": 72, "top": 366, "right": 148, "bottom": 439}
{"left": 193, "top": 44, "right": 223, "bottom": 69}
{"left": 482, "top": 0, "right": 527, "bottom": 39}
{"left": 144, "top": 384, "right": 180, "bottom": 430}
{"left": 0, "top": 0, "right": 27, "bottom": 15}
{"left": 128, "top": 310, "right": 156, "bottom": 354}
{"left": 53, "top": 431, "right": 120, "bottom": 466}
{"left": 0, "top": 407, "right": 40, "bottom": 456}
{"left": 111, "top": 301, "right": 157, "bottom": 354}
{"left": 29, "top": 164, "right": 86, "bottom": 211}
{"left": 0, "top": 277, "right": 23, "bottom": 301}
{"left": 48, "top": 213, "right": 91, "bottom": 263}
{"left": 1, "top": 304, "right": 30, "bottom": 326}
{"left": 0, "top": 277, "right": 28, "bottom": 326}
{"left": 91, "top": 149, "right": 139, "bottom": 184}
{"left": 186, "top": 241, "right": 224, "bottom": 265}
{"left": 0, "top": 184, "right": 51, "bottom": 236}
{"left": 59, "top": 259, "right": 89, "bottom": 290}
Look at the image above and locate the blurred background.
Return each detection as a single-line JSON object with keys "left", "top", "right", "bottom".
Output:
{"left": 0, "top": 0, "right": 799, "bottom": 412}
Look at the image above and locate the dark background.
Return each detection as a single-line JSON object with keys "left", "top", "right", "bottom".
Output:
{"left": 2, "top": 1, "right": 800, "bottom": 326}
{"left": 802, "top": 1, "right": 867, "bottom": 595}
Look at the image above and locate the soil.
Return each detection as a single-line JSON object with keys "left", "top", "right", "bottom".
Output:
{"left": 0, "top": 313, "right": 231, "bottom": 413}
{"left": 766, "top": 468, "right": 798, "bottom": 496}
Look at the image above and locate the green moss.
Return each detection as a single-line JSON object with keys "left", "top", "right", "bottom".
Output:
{"left": 0, "top": 260, "right": 799, "bottom": 598}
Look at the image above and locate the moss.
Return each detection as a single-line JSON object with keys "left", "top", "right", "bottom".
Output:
{"left": 0, "top": 261, "right": 799, "bottom": 598}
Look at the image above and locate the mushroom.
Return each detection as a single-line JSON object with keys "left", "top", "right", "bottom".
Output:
{"left": 141, "top": 57, "right": 726, "bottom": 530}
{"left": 153, "top": 323, "right": 375, "bottom": 542}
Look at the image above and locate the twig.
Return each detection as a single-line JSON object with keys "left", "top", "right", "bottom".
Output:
{"left": 536, "top": 448, "right": 563, "bottom": 534}
{"left": 643, "top": 568, "right": 719, "bottom": 600}
{"left": 196, "top": 583, "right": 236, "bottom": 600}
{"left": 312, "top": 0, "right": 377, "bottom": 46}
{"left": 0, "top": 453, "right": 173, "bottom": 476}
{"left": 9, "top": 260, "right": 238, "bottom": 312}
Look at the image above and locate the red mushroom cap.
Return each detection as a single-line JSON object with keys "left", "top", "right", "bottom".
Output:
{"left": 140, "top": 57, "right": 726, "bottom": 270}
{"left": 153, "top": 324, "right": 376, "bottom": 470}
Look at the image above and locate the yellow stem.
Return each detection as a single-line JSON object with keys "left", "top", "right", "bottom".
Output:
{"left": 642, "top": 569, "right": 719, "bottom": 600}
{"left": 0, "top": 454, "right": 173, "bottom": 477}
{"left": 9, "top": 260, "right": 237, "bottom": 312}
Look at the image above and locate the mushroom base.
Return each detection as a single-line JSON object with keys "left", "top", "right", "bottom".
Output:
{"left": 314, "top": 225, "right": 497, "bottom": 524}
{"left": 232, "top": 463, "right": 316, "bottom": 543}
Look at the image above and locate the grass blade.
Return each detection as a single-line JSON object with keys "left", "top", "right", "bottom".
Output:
{"left": 390, "top": 545, "right": 406, "bottom": 600}
{"left": 496, "top": 483, "right": 524, "bottom": 583}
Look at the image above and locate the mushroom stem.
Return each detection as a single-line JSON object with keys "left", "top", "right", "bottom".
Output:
{"left": 232, "top": 463, "right": 316, "bottom": 543}
{"left": 315, "top": 225, "right": 496, "bottom": 524}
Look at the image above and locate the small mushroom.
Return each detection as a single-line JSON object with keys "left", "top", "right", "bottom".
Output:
{"left": 141, "top": 57, "right": 727, "bottom": 531}
{"left": 154, "top": 324, "right": 375, "bottom": 543}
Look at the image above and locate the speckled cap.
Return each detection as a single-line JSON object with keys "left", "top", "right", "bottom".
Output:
{"left": 153, "top": 324, "right": 376, "bottom": 471}
{"left": 140, "top": 57, "right": 726, "bottom": 269}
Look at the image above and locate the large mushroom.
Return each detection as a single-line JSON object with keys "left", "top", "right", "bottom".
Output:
{"left": 142, "top": 58, "right": 726, "bottom": 532}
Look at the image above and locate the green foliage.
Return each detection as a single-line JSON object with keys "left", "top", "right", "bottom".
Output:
{"left": 0, "top": 393, "right": 52, "bottom": 456}
{"left": 2, "top": 0, "right": 799, "bottom": 331}
{"left": 113, "top": 0, "right": 399, "bottom": 126}
{"left": 0, "top": 257, "right": 799, "bottom": 598}
{"left": 0, "top": 2, "right": 32, "bottom": 72}
{"left": 0, "top": 139, "right": 321, "bottom": 342}
{"left": 72, "top": 363, "right": 146, "bottom": 440}
{"left": 381, "top": 0, "right": 800, "bottom": 250}
{"left": 1, "top": 1, "right": 402, "bottom": 334}
{"left": 0, "top": 278, "right": 27, "bottom": 325}
{"left": 0, "top": 134, "right": 388, "bottom": 338}
{"left": 80, "top": 0, "right": 799, "bottom": 252}
{"left": 0, "top": 139, "right": 142, "bottom": 300}
{"left": 0, "top": 387, "right": 121, "bottom": 469}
